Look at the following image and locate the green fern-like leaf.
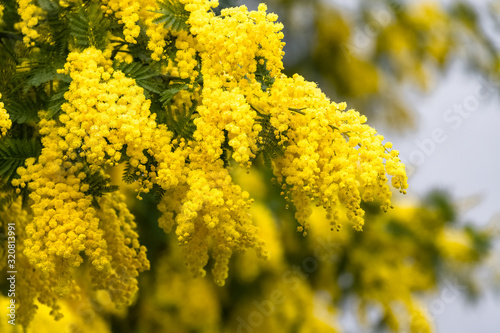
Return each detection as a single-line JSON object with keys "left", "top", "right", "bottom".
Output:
{"left": 162, "top": 99, "right": 196, "bottom": 140}
{"left": 36, "top": 0, "right": 59, "bottom": 13}
{"left": 116, "top": 62, "right": 163, "bottom": 94}
{"left": 81, "top": 168, "right": 119, "bottom": 199}
{"left": 27, "top": 64, "right": 70, "bottom": 88}
{"left": 11, "top": 31, "right": 70, "bottom": 93}
{"left": 116, "top": 62, "right": 158, "bottom": 81}
{"left": 253, "top": 109, "right": 287, "bottom": 168}
{"left": 47, "top": 82, "right": 70, "bottom": 119}
{"left": 0, "top": 190, "right": 17, "bottom": 209}
{"left": 152, "top": 0, "right": 190, "bottom": 31}
{"left": 27, "top": 66, "right": 56, "bottom": 88}
{"left": 160, "top": 84, "right": 188, "bottom": 106}
{"left": 151, "top": 183, "right": 166, "bottom": 203}
{"left": 4, "top": 99, "right": 39, "bottom": 124}
{"left": 0, "top": 138, "right": 42, "bottom": 183}
{"left": 122, "top": 161, "right": 141, "bottom": 184}
{"left": 254, "top": 56, "right": 275, "bottom": 91}
{"left": 0, "top": 180, "right": 18, "bottom": 209}
{"left": 0, "top": 194, "right": 17, "bottom": 209}
{"left": 69, "top": 3, "right": 109, "bottom": 50}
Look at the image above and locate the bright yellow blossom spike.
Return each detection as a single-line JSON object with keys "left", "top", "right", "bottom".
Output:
{"left": 0, "top": 4, "right": 4, "bottom": 26}
{"left": 0, "top": 93, "right": 11, "bottom": 136}
{"left": 14, "top": 0, "right": 45, "bottom": 46}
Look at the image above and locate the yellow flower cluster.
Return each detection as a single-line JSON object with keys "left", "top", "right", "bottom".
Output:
{"left": 157, "top": 145, "right": 269, "bottom": 285}
{"left": 268, "top": 74, "right": 407, "bottom": 234}
{"left": 194, "top": 87, "right": 260, "bottom": 166}
{"left": 100, "top": 0, "right": 182, "bottom": 61}
{"left": 14, "top": 0, "right": 45, "bottom": 46}
{"left": 407, "top": 1, "right": 451, "bottom": 63}
{"left": 150, "top": 126, "right": 188, "bottom": 190}
{"left": 304, "top": 199, "right": 487, "bottom": 333}
{"left": 0, "top": 93, "right": 12, "bottom": 136}
{"left": 100, "top": 0, "right": 142, "bottom": 43}
{"left": 93, "top": 192, "right": 150, "bottom": 305}
{"left": 13, "top": 116, "right": 109, "bottom": 274}
{"left": 0, "top": 198, "right": 74, "bottom": 327}
{"left": 0, "top": 4, "right": 4, "bottom": 26}
{"left": 192, "top": 3, "right": 284, "bottom": 85}
{"left": 59, "top": 48, "right": 157, "bottom": 177}
{"left": 140, "top": 245, "right": 221, "bottom": 332}
{"left": 145, "top": 13, "right": 168, "bottom": 61}
{"left": 50, "top": 45, "right": 267, "bottom": 286}
{"left": 178, "top": 2, "right": 407, "bottom": 238}
{"left": 174, "top": 31, "right": 199, "bottom": 80}
{"left": 0, "top": 292, "right": 111, "bottom": 333}
{"left": 146, "top": 1, "right": 406, "bottom": 283}
{"left": 9, "top": 108, "right": 150, "bottom": 323}
{"left": 98, "top": 0, "right": 174, "bottom": 61}
{"left": 437, "top": 229, "right": 477, "bottom": 262}
{"left": 186, "top": 3, "right": 284, "bottom": 169}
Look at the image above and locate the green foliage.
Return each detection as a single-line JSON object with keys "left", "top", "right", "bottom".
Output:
{"left": 115, "top": 61, "right": 163, "bottom": 95}
{"left": 159, "top": 84, "right": 189, "bottom": 106}
{"left": 69, "top": 3, "right": 109, "bottom": 50}
{"left": 151, "top": 183, "right": 166, "bottom": 203}
{"left": 122, "top": 161, "right": 142, "bottom": 184}
{"left": 424, "top": 189, "right": 457, "bottom": 222}
{"left": 451, "top": 2, "right": 478, "bottom": 31}
{"left": 0, "top": 181, "right": 17, "bottom": 209}
{"left": 26, "top": 63, "right": 69, "bottom": 88}
{"left": 13, "top": 49, "right": 70, "bottom": 94}
{"left": 254, "top": 56, "right": 275, "bottom": 91}
{"left": 165, "top": 103, "right": 197, "bottom": 140}
{"left": 81, "top": 168, "right": 119, "bottom": 205}
{"left": 158, "top": 84, "right": 199, "bottom": 139}
{"left": 5, "top": 98, "right": 40, "bottom": 124}
{"left": 252, "top": 105, "right": 286, "bottom": 169}
{"left": 116, "top": 61, "right": 160, "bottom": 82}
{"left": 0, "top": 138, "right": 41, "bottom": 183}
{"left": 36, "top": 0, "right": 60, "bottom": 13}
{"left": 47, "top": 82, "right": 70, "bottom": 119}
{"left": 152, "top": 0, "right": 190, "bottom": 31}
{"left": 465, "top": 225, "right": 491, "bottom": 258}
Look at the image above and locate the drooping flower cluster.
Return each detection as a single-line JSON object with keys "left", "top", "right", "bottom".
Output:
{"left": 10, "top": 111, "right": 150, "bottom": 321}
{"left": 14, "top": 0, "right": 45, "bottom": 46}
{"left": 13, "top": 116, "right": 108, "bottom": 274}
{"left": 181, "top": 2, "right": 407, "bottom": 236}
{"left": 266, "top": 75, "right": 407, "bottom": 233}
{"left": 157, "top": 144, "right": 269, "bottom": 284}
{"left": 0, "top": 197, "right": 73, "bottom": 326}
{"left": 100, "top": 0, "right": 144, "bottom": 43}
{"left": 0, "top": 93, "right": 11, "bottom": 136}
{"left": 59, "top": 48, "right": 156, "bottom": 170}
{"left": 94, "top": 192, "right": 150, "bottom": 305}
{"left": 0, "top": 4, "right": 4, "bottom": 26}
